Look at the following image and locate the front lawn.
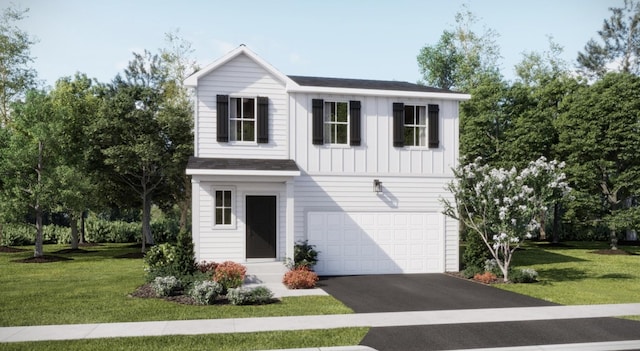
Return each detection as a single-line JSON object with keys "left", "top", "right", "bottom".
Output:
{"left": 496, "top": 241, "right": 640, "bottom": 306}
{"left": 0, "top": 244, "right": 353, "bottom": 327}
{"left": 1, "top": 328, "right": 369, "bottom": 351}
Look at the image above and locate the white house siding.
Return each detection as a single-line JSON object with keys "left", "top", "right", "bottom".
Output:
{"left": 293, "top": 174, "right": 458, "bottom": 273}
{"left": 289, "top": 93, "right": 460, "bottom": 176}
{"left": 192, "top": 178, "right": 288, "bottom": 262}
{"left": 195, "top": 53, "right": 289, "bottom": 159}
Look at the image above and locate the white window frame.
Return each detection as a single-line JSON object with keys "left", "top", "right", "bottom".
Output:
{"left": 323, "top": 101, "right": 349, "bottom": 145}
{"left": 404, "top": 105, "right": 427, "bottom": 147}
{"left": 229, "top": 97, "right": 257, "bottom": 143}
{"left": 213, "top": 186, "right": 236, "bottom": 229}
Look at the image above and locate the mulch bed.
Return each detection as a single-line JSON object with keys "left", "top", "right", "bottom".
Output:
{"left": 129, "top": 283, "right": 206, "bottom": 305}
{"left": 0, "top": 246, "right": 28, "bottom": 253}
{"left": 114, "top": 252, "right": 145, "bottom": 259}
{"left": 53, "top": 248, "right": 95, "bottom": 254}
{"left": 12, "top": 255, "right": 73, "bottom": 263}
{"left": 591, "top": 249, "right": 635, "bottom": 255}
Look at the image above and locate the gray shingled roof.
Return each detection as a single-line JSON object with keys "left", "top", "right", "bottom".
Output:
{"left": 187, "top": 157, "right": 299, "bottom": 171}
{"left": 288, "top": 75, "right": 464, "bottom": 94}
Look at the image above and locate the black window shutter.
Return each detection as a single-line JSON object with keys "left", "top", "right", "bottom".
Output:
{"left": 349, "top": 100, "right": 361, "bottom": 146}
{"left": 393, "top": 102, "right": 405, "bottom": 147}
{"left": 428, "top": 104, "right": 440, "bottom": 148}
{"left": 312, "top": 99, "right": 324, "bottom": 145}
{"left": 216, "top": 95, "right": 229, "bottom": 142}
{"left": 257, "top": 96, "right": 269, "bottom": 144}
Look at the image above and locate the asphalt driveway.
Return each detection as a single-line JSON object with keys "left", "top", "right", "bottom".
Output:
{"left": 320, "top": 274, "right": 640, "bottom": 351}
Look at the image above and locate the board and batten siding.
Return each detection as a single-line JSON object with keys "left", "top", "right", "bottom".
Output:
{"left": 195, "top": 53, "right": 289, "bottom": 159}
{"left": 293, "top": 174, "right": 458, "bottom": 272}
{"left": 289, "top": 93, "right": 460, "bottom": 176}
{"left": 194, "top": 180, "right": 288, "bottom": 262}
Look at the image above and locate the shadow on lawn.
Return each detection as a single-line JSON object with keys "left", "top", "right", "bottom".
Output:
{"left": 538, "top": 267, "right": 588, "bottom": 282}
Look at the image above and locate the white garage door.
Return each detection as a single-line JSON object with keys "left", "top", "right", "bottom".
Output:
{"left": 307, "top": 212, "right": 443, "bottom": 275}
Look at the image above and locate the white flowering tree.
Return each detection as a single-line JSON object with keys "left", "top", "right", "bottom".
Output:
{"left": 443, "top": 156, "right": 571, "bottom": 282}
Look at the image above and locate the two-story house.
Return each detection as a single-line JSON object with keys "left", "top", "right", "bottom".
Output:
{"left": 185, "top": 45, "right": 470, "bottom": 275}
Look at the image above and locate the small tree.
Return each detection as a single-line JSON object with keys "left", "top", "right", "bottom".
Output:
{"left": 443, "top": 157, "right": 570, "bottom": 282}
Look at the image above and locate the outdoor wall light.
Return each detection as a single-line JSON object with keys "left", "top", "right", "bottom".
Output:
{"left": 373, "top": 179, "right": 382, "bottom": 193}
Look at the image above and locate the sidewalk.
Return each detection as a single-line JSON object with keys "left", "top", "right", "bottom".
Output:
{"left": 2, "top": 303, "right": 640, "bottom": 343}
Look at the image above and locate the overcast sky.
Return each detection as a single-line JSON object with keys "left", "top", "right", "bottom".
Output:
{"left": 12, "top": 0, "right": 619, "bottom": 88}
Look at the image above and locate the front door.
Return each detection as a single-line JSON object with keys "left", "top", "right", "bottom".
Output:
{"left": 246, "top": 196, "right": 277, "bottom": 259}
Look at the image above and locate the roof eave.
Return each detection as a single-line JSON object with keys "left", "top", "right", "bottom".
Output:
{"left": 285, "top": 85, "right": 471, "bottom": 100}
{"left": 186, "top": 168, "right": 301, "bottom": 177}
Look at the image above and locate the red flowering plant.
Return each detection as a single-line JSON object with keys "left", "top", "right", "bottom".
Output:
{"left": 283, "top": 266, "right": 319, "bottom": 289}
{"left": 213, "top": 261, "right": 247, "bottom": 291}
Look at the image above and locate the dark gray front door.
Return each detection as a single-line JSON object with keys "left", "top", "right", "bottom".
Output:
{"left": 246, "top": 196, "right": 276, "bottom": 258}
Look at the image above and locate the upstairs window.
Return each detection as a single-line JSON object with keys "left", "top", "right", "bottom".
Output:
{"left": 404, "top": 105, "right": 427, "bottom": 147}
{"left": 216, "top": 95, "right": 269, "bottom": 144}
{"left": 393, "top": 102, "right": 439, "bottom": 148}
{"left": 230, "top": 97, "right": 255, "bottom": 142}
{"left": 312, "top": 99, "right": 361, "bottom": 146}
{"left": 324, "top": 101, "right": 349, "bottom": 145}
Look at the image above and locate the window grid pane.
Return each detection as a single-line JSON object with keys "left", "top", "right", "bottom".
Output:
{"left": 404, "top": 105, "right": 427, "bottom": 146}
{"left": 323, "top": 101, "right": 349, "bottom": 145}
{"left": 229, "top": 98, "right": 255, "bottom": 142}
{"left": 215, "top": 190, "right": 232, "bottom": 225}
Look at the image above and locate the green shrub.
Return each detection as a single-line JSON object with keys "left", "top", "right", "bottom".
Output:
{"left": 1, "top": 223, "right": 33, "bottom": 246}
{"left": 461, "top": 265, "right": 484, "bottom": 279}
{"left": 227, "top": 286, "right": 274, "bottom": 305}
{"left": 151, "top": 218, "right": 180, "bottom": 243}
{"left": 144, "top": 243, "right": 178, "bottom": 281}
{"left": 189, "top": 280, "right": 223, "bottom": 305}
{"left": 509, "top": 268, "right": 539, "bottom": 283}
{"left": 462, "top": 230, "right": 490, "bottom": 271}
{"left": 179, "top": 271, "right": 213, "bottom": 291}
{"left": 213, "top": 261, "right": 247, "bottom": 292}
{"left": 173, "top": 229, "right": 196, "bottom": 276}
{"left": 151, "top": 276, "right": 182, "bottom": 297}
{"left": 293, "top": 240, "right": 319, "bottom": 269}
{"left": 43, "top": 224, "right": 71, "bottom": 244}
{"left": 85, "top": 214, "right": 140, "bottom": 243}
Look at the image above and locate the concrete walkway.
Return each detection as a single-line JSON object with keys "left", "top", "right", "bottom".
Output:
{"left": 2, "top": 303, "right": 640, "bottom": 345}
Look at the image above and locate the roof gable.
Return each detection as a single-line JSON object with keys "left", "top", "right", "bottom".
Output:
{"left": 184, "top": 45, "right": 295, "bottom": 88}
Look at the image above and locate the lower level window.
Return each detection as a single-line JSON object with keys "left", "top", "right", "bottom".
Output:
{"left": 215, "top": 190, "right": 232, "bottom": 225}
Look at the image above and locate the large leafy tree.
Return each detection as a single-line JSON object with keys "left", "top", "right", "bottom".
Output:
{"left": 157, "top": 31, "right": 196, "bottom": 231}
{"left": 556, "top": 73, "right": 640, "bottom": 249}
{"left": 577, "top": 0, "right": 640, "bottom": 79}
{"left": 417, "top": 4, "right": 501, "bottom": 92}
{"left": 0, "top": 90, "right": 61, "bottom": 257}
{"left": 0, "top": 5, "right": 37, "bottom": 125}
{"left": 91, "top": 50, "right": 187, "bottom": 251}
{"left": 49, "top": 73, "right": 101, "bottom": 249}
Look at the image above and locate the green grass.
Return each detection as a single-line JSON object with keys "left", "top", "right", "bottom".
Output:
{"left": 0, "top": 328, "right": 369, "bottom": 351}
{"left": 496, "top": 241, "right": 640, "bottom": 306}
{"left": 0, "top": 244, "right": 353, "bottom": 327}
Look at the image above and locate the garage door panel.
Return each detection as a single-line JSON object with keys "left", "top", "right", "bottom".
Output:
{"left": 308, "top": 211, "right": 443, "bottom": 275}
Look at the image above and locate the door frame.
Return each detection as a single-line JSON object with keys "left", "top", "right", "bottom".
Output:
{"left": 244, "top": 193, "right": 279, "bottom": 260}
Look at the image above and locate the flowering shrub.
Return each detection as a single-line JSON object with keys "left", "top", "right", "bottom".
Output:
{"left": 443, "top": 156, "right": 571, "bottom": 282}
{"left": 227, "top": 286, "right": 274, "bottom": 305}
{"left": 189, "top": 280, "right": 223, "bottom": 305}
{"left": 151, "top": 276, "right": 182, "bottom": 297}
{"left": 213, "top": 261, "right": 247, "bottom": 291}
{"left": 197, "top": 261, "right": 218, "bottom": 274}
{"left": 283, "top": 267, "right": 319, "bottom": 289}
{"left": 473, "top": 272, "right": 498, "bottom": 284}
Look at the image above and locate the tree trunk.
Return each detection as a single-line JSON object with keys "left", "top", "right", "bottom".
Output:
{"left": 80, "top": 212, "right": 86, "bottom": 244}
{"left": 552, "top": 203, "right": 560, "bottom": 244}
{"left": 34, "top": 140, "right": 44, "bottom": 258}
{"left": 610, "top": 228, "right": 618, "bottom": 250}
{"left": 141, "top": 191, "right": 154, "bottom": 252}
{"left": 0, "top": 223, "right": 4, "bottom": 247}
{"left": 70, "top": 213, "right": 79, "bottom": 250}
{"left": 538, "top": 211, "right": 547, "bottom": 241}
